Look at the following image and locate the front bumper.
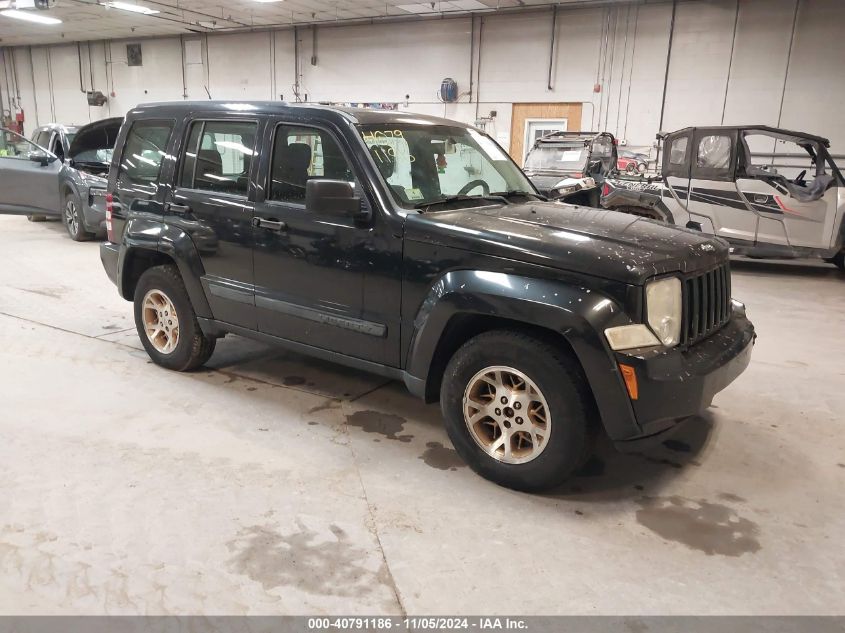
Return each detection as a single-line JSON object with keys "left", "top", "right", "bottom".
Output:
{"left": 84, "top": 188, "right": 108, "bottom": 233}
{"left": 612, "top": 308, "right": 755, "bottom": 449}
{"left": 100, "top": 241, "right": 120, "bottom": 287}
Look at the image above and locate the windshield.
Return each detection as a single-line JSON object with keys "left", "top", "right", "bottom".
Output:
{"left": 74, "top": 148, "right": 114, "bottom": 164}
{"left": 524, "top": 144, "right": 587, "bottom": 172}
{"left": 0, "top": 129, "right": 48, "bottom": 159}
{"left": 357, "top": 123, "right": 535, "bottom": 209}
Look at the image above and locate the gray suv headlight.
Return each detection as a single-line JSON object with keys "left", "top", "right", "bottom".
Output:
{"left": 646, "top": 276, "right": 682, "bottom": 347}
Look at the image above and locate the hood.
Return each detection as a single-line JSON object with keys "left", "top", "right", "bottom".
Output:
{"left": 405, "top": 201, "right": 727, "bottom": 285}
{"left": 68, "top": 117, "right": 123, "bottom": 160}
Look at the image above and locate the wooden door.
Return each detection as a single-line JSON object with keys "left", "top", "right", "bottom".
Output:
{"left": 509, "top": 103, "right": 583, "bottom": 166}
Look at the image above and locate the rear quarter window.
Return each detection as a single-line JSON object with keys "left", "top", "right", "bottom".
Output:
{"left": 117, "top": 120, "right": 174, "bottom": 186}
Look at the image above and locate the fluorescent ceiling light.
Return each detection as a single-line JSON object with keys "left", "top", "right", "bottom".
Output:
{"left": 252, "top": 0, "right": 283, "bottom": 3}
{"left": 100, "top": 2, "right": 160, "bottom": 15}
{"left": 0, "top": 9, "right": 62, "bottom": 24}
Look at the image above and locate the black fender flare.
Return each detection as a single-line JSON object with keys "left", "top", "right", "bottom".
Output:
{"left": 117, "top": 218, "right": 212, "bottom": 319}
{"left": 403, "top": 270, "right": 641, "bottom": 440}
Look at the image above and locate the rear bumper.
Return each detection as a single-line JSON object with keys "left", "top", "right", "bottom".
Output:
{"left": 612, "top": 308, "right": 755, "bottom": 449}
{"left": 100, "top": 241, "right": 120, "bottom": 287}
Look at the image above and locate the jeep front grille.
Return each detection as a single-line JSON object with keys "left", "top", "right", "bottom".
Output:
{"left": 681, "top": 263, "right": 732, "bottom": 346}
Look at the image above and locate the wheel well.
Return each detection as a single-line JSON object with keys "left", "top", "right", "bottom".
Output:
{"left": 121, "top": 249, "right": 177, "bottom": 300}
{"left": 423, "top": 314, "right": 587, "bottom": 403}
{"left": 60, "top": 183, "right": 75, "bottom": 204}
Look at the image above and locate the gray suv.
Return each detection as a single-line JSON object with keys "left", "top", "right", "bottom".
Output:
{"left": 0, "top": 118, "right": 122, "bottom": 240}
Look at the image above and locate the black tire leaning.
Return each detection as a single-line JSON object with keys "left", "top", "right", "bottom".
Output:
{"left": 440, "top": 329, "right": 595, "bottom": 492}
{"left": 133, "top": 264, "right": 216, "bottom": 371}
{"left": 63, "top": 190, "right": 94, "bottom": 242}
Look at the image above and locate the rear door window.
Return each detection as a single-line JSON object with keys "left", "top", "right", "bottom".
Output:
{"left": 691, "top": 132, "right": 736, "bottom": 181}
{"left": 117, "top": 120, "right": 174, "bottom": 186}
{"left": 33, "top": 130, "right": 52, "bottom": 150}
{"left": 663, "top": 133, "right": 691, "bottom": 178}
{"left": 179, "top": 120, "right": 258, "bottom": 196}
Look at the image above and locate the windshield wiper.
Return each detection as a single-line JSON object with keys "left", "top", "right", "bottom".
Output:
{"left": 413, "top": 194, "right": 508, "bottom": 212}
{"left": 491, "top": 190, "right": 548, "bottom": 202}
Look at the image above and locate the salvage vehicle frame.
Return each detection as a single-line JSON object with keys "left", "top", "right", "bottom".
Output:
{"left": 97, "top": 102, "right": 755, "bottom": 491}
{"left": 601, "top": 125, "right": 845, "bottom": 269}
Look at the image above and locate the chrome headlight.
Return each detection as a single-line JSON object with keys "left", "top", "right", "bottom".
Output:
{"left": 646, "top": 276, "right": 682, "bottom": 347}
{"left": 554, "top": 183, "right": 581, "bottom": 196}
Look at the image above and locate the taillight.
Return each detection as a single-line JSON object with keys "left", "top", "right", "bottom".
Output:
{"left": 602, "top": 182, "right": 611, "bottom": 197}
{"left": 105, "top": 193, "right": 114, "bottom": 243}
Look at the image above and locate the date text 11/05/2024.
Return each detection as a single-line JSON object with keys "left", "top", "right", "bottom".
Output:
{"left": 308, "top": 617, "right": 528, "bottom": 630}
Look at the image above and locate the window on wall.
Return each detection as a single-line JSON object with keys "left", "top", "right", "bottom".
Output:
{"left": 269, "top": 125, "right": 354, "bottom": 204}
{"left": 117, "top": 120, "right": 173, "bottom": 185}
{"left": 179, "top": 120, "right": 257, "bottom": 196}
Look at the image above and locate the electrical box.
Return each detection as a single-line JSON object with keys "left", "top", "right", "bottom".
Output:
{"left": 87, "top": 91, "right": 108, "bottom": 107}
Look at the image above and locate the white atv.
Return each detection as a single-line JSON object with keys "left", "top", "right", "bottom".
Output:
{"left": 601, "top": 126, "right": 845, "bottom": 270}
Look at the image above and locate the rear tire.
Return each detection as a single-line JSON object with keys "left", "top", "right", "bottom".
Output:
{"left": 440, "top": 330, "right": 595, "bottom": 492}
{"left": 63, "top": 191, "right": 94, "bottom": 242}
{"left": 133, "top": 265, "right": 216, "bottom": 371}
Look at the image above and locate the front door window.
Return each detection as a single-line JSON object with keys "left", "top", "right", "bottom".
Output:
{"left": 0, "top": 129, "right": 48, "bottom": 160}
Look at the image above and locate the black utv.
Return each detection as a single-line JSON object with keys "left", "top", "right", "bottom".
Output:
{"left": 523, "top": 131, "right": 618, "bottom": 206}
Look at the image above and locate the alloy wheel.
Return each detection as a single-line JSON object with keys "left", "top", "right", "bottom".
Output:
{"left": 142, "top": 289, "right": 180, "bottom": 354}
{"left": 462, "top": 365, "right": 551, "bottom": 464}
{"left": 65, "top": 199, "right": 79, "bottom": 237}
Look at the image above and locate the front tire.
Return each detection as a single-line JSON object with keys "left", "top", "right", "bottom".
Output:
{"left": 133, "top": 265, "right": 216, "bottom": 371}
{"left": 63, "top": 191, "right": 94, "bottom": 242}
{"left": 440, "top": 330, "right": 594, "bottom": 492}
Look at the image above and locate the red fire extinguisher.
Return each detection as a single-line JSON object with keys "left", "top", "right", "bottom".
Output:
{"left": 12, "top": 109, "right": 25, "bottom": 135}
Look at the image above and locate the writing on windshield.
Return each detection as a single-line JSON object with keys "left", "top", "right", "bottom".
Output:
{"left": 358, "top": 123, "right": 533, "bottom": 209}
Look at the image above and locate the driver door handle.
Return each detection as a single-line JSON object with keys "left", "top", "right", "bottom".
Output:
{"left": 252, "top": 217, "right": 287, "bottom": 232}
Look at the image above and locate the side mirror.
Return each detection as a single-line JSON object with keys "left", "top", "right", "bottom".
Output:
{"left": 305, "top": 179, "right": 367, "bottom": 220}
{"left": 29, "top": 152, "right": 57, "bottom": 167}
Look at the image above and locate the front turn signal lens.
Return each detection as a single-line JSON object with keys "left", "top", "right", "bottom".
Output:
{"left": 619, "top": 363, "right": 638, "bottom": 400}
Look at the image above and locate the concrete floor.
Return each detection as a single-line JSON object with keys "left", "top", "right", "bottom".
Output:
{"left": 0, "top": 215, "right": 843, "bottom": 615}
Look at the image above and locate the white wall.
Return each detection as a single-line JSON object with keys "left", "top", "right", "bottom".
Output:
{"left": 2, "top": 0, "right": 845, "bottom": 155}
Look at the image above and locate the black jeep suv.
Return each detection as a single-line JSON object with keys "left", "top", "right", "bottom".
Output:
{"left": 100, "top": 102, "right": 755, "bottom": 491}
